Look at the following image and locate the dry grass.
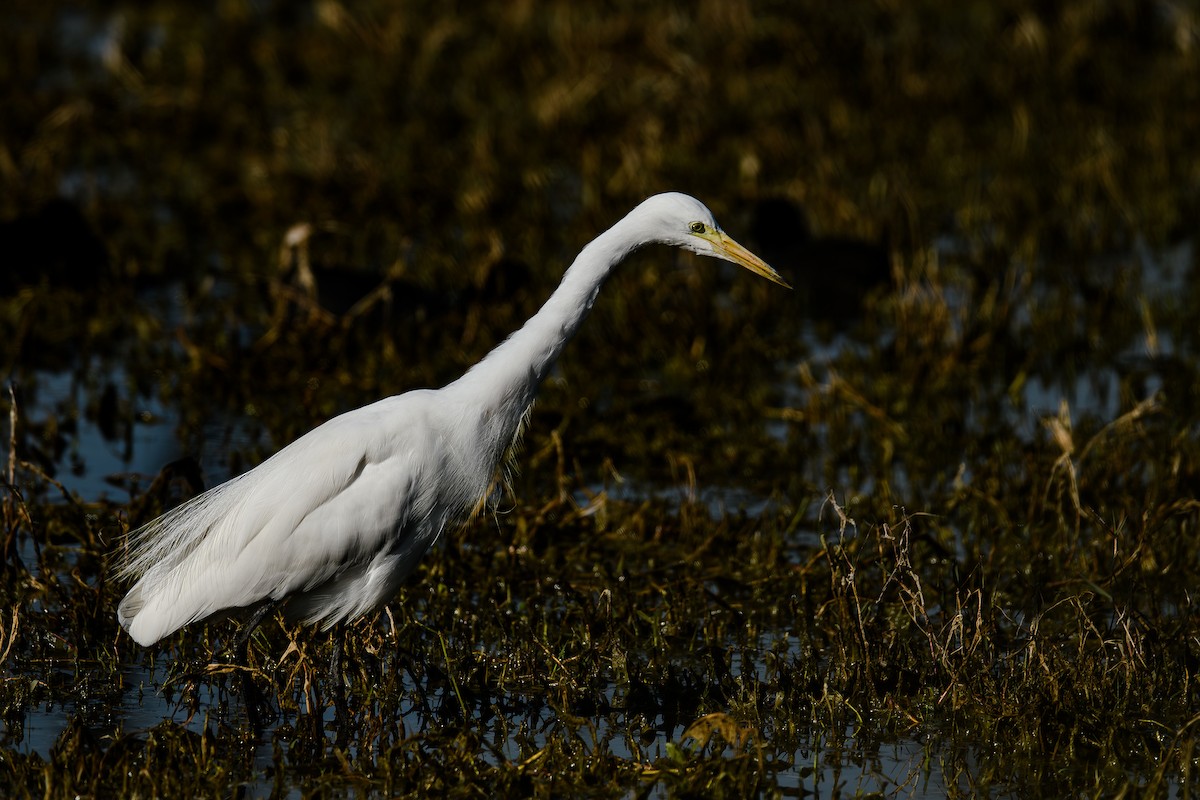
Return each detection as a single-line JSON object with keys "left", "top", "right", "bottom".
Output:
{"left": 2, "top": 0, "right": 1200, "bottom": 796}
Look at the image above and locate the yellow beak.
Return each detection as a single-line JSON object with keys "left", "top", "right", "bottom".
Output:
{"left": 701, "top": 230, "right": 791, "bottom": 289}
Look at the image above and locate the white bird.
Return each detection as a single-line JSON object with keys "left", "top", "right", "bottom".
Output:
{"left": 116, "top": 193, "right": 789, "bottom": 647}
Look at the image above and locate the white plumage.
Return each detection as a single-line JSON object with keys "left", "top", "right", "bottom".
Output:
{"left": 116, "top": 193, "right": 789, "bottom": 647}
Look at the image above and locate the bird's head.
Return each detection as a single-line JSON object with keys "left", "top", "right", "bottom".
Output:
{"left": 632, "top": 192, "right": 791, "bottom": 288}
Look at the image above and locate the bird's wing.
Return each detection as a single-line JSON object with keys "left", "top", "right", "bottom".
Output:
{"left": 118, "top": 393, "right": 446, "bottom": 644}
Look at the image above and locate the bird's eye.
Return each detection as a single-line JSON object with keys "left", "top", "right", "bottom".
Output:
{"left": 689, "top": 221, "right": 706, "bottom": 234}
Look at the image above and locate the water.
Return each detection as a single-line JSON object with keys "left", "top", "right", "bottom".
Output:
{"left": 5, "top": 235, "right": 1184, "bottom": 793}
{"left": 5, "top": 2, "right": 1199, "bottom": 794}
{"left": 7, "top": 636, "right": 965, "bottom": 799}
{"left": 6, "top": 226, "right": 1192, "bottom": 794}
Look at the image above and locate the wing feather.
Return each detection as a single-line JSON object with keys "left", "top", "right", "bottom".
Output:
{"left": 117, "top": 394, "right": 439, "bottom": 645}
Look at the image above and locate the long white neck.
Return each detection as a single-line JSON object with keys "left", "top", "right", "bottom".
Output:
{"left": 443, "top": 211, "right": 647, "bottom": 454}
{"left": 436, "top": 205, "right": 672, "bottom": 489}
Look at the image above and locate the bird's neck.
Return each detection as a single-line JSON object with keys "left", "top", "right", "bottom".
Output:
{"left": 445, "top": 218, "right": 640, "bottom": 446}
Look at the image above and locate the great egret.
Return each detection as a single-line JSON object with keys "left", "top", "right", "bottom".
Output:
{"left": 117, "top": 193, "right": 789, "bottom": 648}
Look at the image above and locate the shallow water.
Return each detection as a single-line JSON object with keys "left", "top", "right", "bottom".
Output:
{"left": 5, "top": 1, "right": 1200, "bottom": 796}
{"left": 8, "top": 632, "right": 969, "bottom": 799}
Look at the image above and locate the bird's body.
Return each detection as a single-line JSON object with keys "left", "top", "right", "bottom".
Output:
{"left": 117, "top": 193, "right": 788, "bottom": 647}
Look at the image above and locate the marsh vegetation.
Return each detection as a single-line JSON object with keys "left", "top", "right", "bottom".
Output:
{"left": 3, "top": 1, "right": 1200, "bottom": 796}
